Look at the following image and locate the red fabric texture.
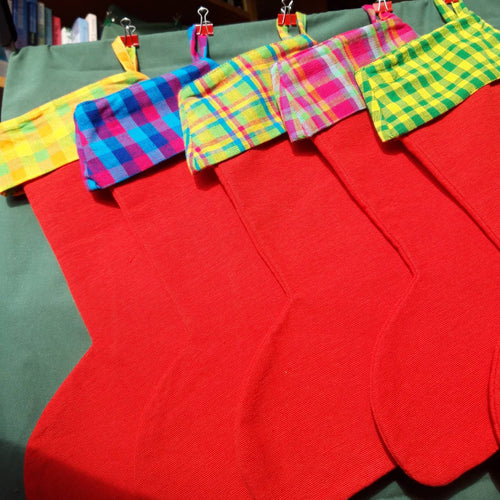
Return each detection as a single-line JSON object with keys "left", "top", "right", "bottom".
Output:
{"left": 399, "top": 85, "right": 500, "bottom": 448}
{"left": 23, "top": 161, "right": 189, "bottom": 499}
{"left": 402, "top": 84, "right": 500, "bottom": 250}
{"left": 111, "top": 159, "right": 286, "bottom": 498}
{"left": 313, "top": 110, "right": 500, "bottom": 485}
{"left": 214, "top": 138, "right": 410, "bottom": 498}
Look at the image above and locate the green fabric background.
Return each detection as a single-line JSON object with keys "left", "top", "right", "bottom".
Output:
{"left": 1, "top": 1, "right": 500, "bottom": 498}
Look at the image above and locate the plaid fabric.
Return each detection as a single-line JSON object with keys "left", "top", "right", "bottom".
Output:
{"left": 75, "top": 59, "right": 218, "bottom": 190}
{"left": 0, "top": 69, "right": 147, "bottom": 195}
{"left": 355, "top": 0, "right": 500, "bottom": 142}
{"left": 111, "top": 36, "right": 139, "bottom": 72}
{"left": 179, "top": 31, "right": 315, "bottom": 173}
{"left": 273, "top": 8, "right": 417, "bottom": 141}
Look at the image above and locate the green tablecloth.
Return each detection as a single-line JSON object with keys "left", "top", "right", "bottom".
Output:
{"left": 1, "top": 1, "right": 500, "bottom": 497}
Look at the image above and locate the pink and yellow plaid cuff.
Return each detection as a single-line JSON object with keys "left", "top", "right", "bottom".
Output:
{"left": 0, "top": 70, "right": 147, "bottom": 195}
{"left": 273, "top": 10, "right": 417, "bottom": 141}
{"left": 179, "top": 33, "right": 315, "bottom": 173}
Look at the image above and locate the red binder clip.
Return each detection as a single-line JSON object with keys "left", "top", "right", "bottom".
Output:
{"left": 372, "top": 0, "right": 393, "bottom": 15}
{"left": 278, "top": 0, "right": 297, "bottom": 26}
{"left": 120, "top": 17, "right": 139, "bottom": 47}
{"left": 195, "top": 6, "right": 214, "bottom": 36}
{"left": 444, "top": 0, "right": 459, "bottom": 3}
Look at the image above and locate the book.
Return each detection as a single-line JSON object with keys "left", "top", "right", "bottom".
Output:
{"left": 25, "top": 0, "right": 37, "bottom": 45}
{"left": 61, "top": 26, "right": 72, "bottom": 44}
{"left": 71, "top": 17, "right": 88, "bottom": 44}
{"left": 44, "top": 6, "right": 51, "bottom": 45}
{"left": 0, "top": 48, "right": 9, "bottom": 88}
{"left": 52, "top": 15, "right": 60, "bottom": 45}
{"left": 12, "top": 0, "right": 27, "bottom": 48}
{"left": 85, "top": 13, "right": 97, "bottom": 42}
{"left": 37, "top": 1, "right": 44, "bottom": 45}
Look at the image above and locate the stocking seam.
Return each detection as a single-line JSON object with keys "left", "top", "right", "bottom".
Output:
{"left": 403, "top": 135, "right": 500, "bottom": 250}
{"left": 214, "top": 166, "right": 301, "bottom": 499}
{"left": 316, "top": 142, "right": 427, "bottom": 476}
{"left": 110, "top": 186, "right": 194, "bottom": 491}
{"left": 489, "top": 340, "right": 500, "bottom": 442}
{"left": 215, "top": 167, "right": 293, "bottom": 300}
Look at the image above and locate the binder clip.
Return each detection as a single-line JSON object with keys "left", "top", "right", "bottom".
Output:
{"left": 444, "top": 0, "right": 459, "bottom": 3}
{"left": 372, "top": 0, "right": 393, "bottom": 17}
{"left": 278, "top": 0, "right": 297, "bottom": 27}
{"left": 195, "top": 6, "right": 214, "bottom": 36}
{"left": 120, "top": 17, "right": 139, "bottom": 47}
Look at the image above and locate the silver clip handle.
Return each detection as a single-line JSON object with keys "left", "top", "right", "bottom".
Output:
{"left": 281, "top": 0, "right": 293, "bottom": 16}
{"left": 120, "top": 17, "right": 137, "bottom": 42}
{"left": 376, "top": 0, "right": 390, "bottom": 13}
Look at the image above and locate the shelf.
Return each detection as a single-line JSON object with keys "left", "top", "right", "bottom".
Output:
{"left": 206, "top": 0, "right": 254, "bottom": 21}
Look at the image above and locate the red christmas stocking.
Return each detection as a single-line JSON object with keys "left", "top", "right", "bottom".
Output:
{"left": 313, "top": 110, "right": 500, "bottom": 485}
{"left": 111, "top": 159, "right": 286, "bottom": 499}
{"left": 398, "top": 84, "right": 500, "bottom": 447}
{"left": 23, "top": 161, "right": 189, "bottom": 500}
{"left": 212, "top": 137, "right": 410, "bottom": 499}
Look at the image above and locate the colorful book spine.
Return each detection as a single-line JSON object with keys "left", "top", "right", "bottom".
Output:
{"left": 0, "top": 48, "right": 9, "bottom": 88}
{"left": 37, "top": 1, "right": 44, "bottom": 45}
{"left": 10, "top": 3, "right": 99, "bottom": 48}
{"left": 71, "top": 17, "right": 88, "bottom": 44}
{"left": 85, "top": 13, "right": 97, "bottom": 42}
{"left": 12, "top": 0, "right": 27, "bottom": 48}
{"left": 26, "top": 0, "right": 37, "bottom": 45}
{"left": 44, "top": 6, "right": 52, "bottom": 45}
{"left": 61, "top": 26, "right": 72, "bottom": 44}
{"left": 52, "top": 15, "right": 61, "bottom": 45}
